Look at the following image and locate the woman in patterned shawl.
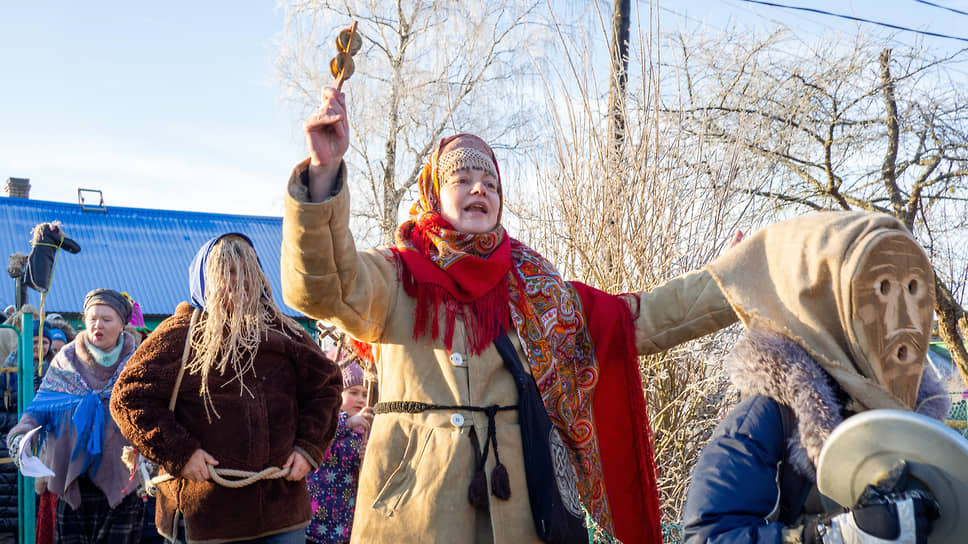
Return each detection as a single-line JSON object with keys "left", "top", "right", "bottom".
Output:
{"left": 281, "top": 87, "right": 738, "bottom": 543}
{"left": 6, "top": 289, "right": 143, "bottom": 543}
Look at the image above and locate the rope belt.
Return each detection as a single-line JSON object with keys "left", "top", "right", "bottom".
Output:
{"left": 374, "top": 400, "right": 516, "bottom": 507}
{"left": 150, "top": 464, "right": 291, "bottom": 489}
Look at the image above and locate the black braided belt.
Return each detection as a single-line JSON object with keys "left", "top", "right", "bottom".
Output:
{"left": 374, "top": 400, "right": 518, "bottom": 505}
{"left": 374, "top": 401, "right": 516, "bottom": 416}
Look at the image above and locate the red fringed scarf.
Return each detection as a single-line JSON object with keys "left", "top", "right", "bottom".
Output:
{"left": 394, "top": 214, "right": 511, "bottom": 354}
{"left": 573, "top": 283, "right": 662, "bottom": 544}
{"left": 393, "top": 228, "right": 661, "bottom": 541}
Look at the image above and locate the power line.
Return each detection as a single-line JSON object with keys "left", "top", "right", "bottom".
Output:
{"left": 735, "top": 0, "right": 968, "bottom": 43}
{"left": 912, "top": 0, "right": 968, "bottom": 18}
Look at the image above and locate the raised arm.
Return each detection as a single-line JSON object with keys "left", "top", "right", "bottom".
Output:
{"left": 281, "top": 88, "right": 399, "bottom": 342}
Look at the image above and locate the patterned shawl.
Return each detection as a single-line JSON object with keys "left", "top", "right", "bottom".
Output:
{"left": 25, "top": 335, "right": 128, "bottom": 476}
{"left": 393, "top": 134, "right": 660, "bottom": 543}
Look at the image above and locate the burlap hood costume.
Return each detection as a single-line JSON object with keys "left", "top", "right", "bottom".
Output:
{"left": 705, "top": 211, "right": 939, "bottom": 412}
{"left": 683, "top": 211, "right": 950, "bottom": 544}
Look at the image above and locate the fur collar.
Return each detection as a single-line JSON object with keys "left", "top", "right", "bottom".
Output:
{"left": 726, "top": 329, "right": 950, "bottom": 480}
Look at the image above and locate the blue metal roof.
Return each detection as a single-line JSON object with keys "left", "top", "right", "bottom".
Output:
{"left": 0, "top": 196, "right": 300, "bottom": 316}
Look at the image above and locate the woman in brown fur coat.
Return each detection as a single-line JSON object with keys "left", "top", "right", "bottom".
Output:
{"left": 111, "top": 233, "right": 343, "bottom": 543}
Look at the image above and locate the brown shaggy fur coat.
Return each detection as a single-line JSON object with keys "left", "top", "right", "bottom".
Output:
{"left": 111, "top": 302, "right": 342, "bottom": 543}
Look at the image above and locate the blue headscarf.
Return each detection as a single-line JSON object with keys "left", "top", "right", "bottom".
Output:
{"left": 189, "top": 233, "right": 261, "bottom": 309}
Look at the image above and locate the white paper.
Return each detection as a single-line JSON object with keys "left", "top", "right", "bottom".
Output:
{"left": 17, "top": 426, "right": 55, "bottom": 478}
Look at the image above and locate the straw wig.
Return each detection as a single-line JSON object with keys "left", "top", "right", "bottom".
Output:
{"left": 186, "top": 233, "right": 302, "bottom": 419}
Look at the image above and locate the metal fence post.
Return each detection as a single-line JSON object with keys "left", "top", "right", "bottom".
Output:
{"left": 17, "top": 312, "right": 36, "bottom": 544}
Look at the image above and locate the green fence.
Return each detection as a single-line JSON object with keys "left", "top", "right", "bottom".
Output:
{"left": 947, "top": 393, "right": 968, "bottom": 438}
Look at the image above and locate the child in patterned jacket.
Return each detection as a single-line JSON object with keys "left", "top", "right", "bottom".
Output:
{"left": 306, "top": 353, "right": 372, "bottom": 544}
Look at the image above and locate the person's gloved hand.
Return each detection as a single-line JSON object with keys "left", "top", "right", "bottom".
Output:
{"left": 800, "top": 486, "right": 940, "bottom": 544}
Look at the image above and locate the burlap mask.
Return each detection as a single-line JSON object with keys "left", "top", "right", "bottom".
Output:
{"left": 706, "top": 211, "right": 935, "bottom": 411}
{"left": 844, "top": 231, "right": 933, "bottom": 408}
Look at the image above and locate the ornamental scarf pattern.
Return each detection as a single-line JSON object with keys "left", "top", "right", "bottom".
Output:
{"left": 506, "top": 240, "right": 609, "bottom": 526}
{"left": 395, "top": 214, "right": 511, "bottom": 354}
{"left": 393, "top": 134, "right": 614, "bottom": 532}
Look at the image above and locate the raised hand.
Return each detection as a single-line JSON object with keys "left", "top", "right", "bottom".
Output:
{"left": 303, "top": 87, "right": 349, "bottom": 201}
{"left": 347, "top": 407, "right": 374, "bottom": 433}
{"left": 729, "top": 229, "right": 744, "bottom": 248}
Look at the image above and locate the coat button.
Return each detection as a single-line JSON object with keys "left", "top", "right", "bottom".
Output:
{"left": 449, "top": 352, "right": 464, "bottom": 366}
{"left": 450, "top": 413, "right": 465, "bottom": 427}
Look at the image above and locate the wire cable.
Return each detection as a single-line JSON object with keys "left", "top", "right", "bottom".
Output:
{"left": 736, "top": 0, "right": 968, "bottom": 43}
{"left": 912, "top": 0, "right": 968, "bottom": 18}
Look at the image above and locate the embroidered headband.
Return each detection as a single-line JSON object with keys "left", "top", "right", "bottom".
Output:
{"left": 436, "top": 147, "right": 498, "bottom": 183}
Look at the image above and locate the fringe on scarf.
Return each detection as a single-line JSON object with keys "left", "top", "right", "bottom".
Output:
{"left": 396, "top": 257, "right": 510, "bottom": 355}
{"left": 350, "top": 339, "right": 374, "bottom": 365}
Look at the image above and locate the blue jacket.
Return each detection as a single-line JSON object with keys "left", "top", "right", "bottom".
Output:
{"left": 682, "top": 394, "right": 810, "bottom": 544}
{"left": 680, "top": 328, "right": 949, "bottom": 544}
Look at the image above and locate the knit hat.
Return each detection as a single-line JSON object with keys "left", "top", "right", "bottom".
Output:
{"left": 340, "top": 359, "right": 364, "bottom": 390}
{"left": 324, "top": 346, "right": 364, "bottom": 390}
{"left": 48, "top": 327, "right": 67, "bottom": 343}
{"left": 83, "top": 288, "right": 133, "bottom": 324}
{"left": 32, "top": 319, "right": 52, "bottom": 341}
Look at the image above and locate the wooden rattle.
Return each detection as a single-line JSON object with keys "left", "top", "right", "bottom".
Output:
{"left": 329, "top": 21, "right": 361, "bottom": 91}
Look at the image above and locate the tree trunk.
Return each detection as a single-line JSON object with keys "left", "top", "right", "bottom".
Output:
{"left": 381, "top": 22, "right": 406, "bottom": 247}
{"left": 935, "top": 275, "right": 968, "bottom": 388}
{"left": 878, "top": 49, "right": 907, "bottom": 226}
{"left": 880, "top": 49, "right": 968, "bottom": 389}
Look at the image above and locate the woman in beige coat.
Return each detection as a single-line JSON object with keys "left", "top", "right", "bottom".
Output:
{"left": 281, "top": 87, "right": 738, "bottom": 544}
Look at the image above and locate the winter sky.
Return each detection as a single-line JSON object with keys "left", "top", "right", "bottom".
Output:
{"left": 2, "top": 1, "right": 966, "bottom": 217}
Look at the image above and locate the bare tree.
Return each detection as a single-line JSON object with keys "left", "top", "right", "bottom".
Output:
{"left": 664, "top": 28, "right": 968, "bottom": 387}
{"left": 277, "top": 0, "right": 544, "bottom": 245}
{"left": 514, "top": 4, "right": 749, "bottom": 535}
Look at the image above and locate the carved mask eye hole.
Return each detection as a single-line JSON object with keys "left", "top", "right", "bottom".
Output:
{"left": 908, "top": 279, "right": 918, "bottom": 295}
{"left": 897, "top": 345, "right": 908, "bottom": 362}
{"left": 879, "top": 279, "right": 891, "bottom": 296}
